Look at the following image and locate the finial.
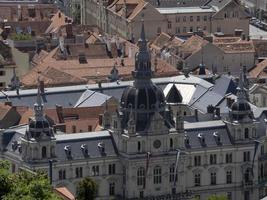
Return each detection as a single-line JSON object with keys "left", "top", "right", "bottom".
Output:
{"left": 34, "top": 72, "right": 44, "bottom": 119}
{"left": 139, "top": 15, "right": 147, "bottom": 52}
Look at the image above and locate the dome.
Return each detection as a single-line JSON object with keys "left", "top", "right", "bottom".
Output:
{"left": 231, "top": 101, "right": 251, "bottom": 112}
{"left": 121, "top": 84, "right": 165, "bottom": 110}
{"left": 29, "top": 118, "right": 50, "bottom": 129}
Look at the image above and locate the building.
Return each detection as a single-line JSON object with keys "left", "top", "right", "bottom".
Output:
{"left": 0, "top": 22, "right": 265, "bottom": 200}
{"left": 82, "top": 0, "right": 250, "bottom": 40}
{"left": 151, "top": 33, "right": 255, "bottom": 76}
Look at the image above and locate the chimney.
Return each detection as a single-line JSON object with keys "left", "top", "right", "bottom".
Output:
{"left": 4, "top": 101, "right": 12, "bottom": 106}
{"left": 241, "top": 33, "right": 246, "bottom": 40}
{"left": 235, "top": 29, "right": 243, "bottom": 37}
{"left": 194, "top": 109, "right": 199, "bottom": 122}
{"left": 56, "top": 104, "right": 64, "bottom": 123}
{"left": 40, "top": 80, "right": 45, "bottom": 94}
{"left": 226, "top": 97, "right": 234, "bottom": 108}
{"left": 99, "top": 114, "right": 103, "bottom": 126}
{"left": 215, "top": 107, "right": 220, "bottom": 118}
{"left": 66, "top": 24, "right": 73, "bottom": 38}
{"left": 207, "top": 105, "right": 214, "bottom": 114}
{"left": 204, "top": 35, "right": 213, "bottom": 43}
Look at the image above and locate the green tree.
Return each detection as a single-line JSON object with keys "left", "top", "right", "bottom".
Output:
{"left": 76, "top": 177, "right": 98, "bottom": 200}
{"left": 0, "top": 160, "right": 60, "bottom": 200}
{"left": 207, "top": 194, "right": 228, "bottom": 200}
{"left": 0, "top": 161, "right": 13, "bottom": 199}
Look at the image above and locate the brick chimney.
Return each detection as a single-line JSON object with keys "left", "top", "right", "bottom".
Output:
{"left": 56, "top": 104, "right": 64, "bottom": 123}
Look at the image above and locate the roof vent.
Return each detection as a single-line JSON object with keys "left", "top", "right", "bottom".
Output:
{"left": 81, "top": 144, "right": 89, "bottom": 157}
{"left": 64, "top": 145, "right": 72, "bottom": 158}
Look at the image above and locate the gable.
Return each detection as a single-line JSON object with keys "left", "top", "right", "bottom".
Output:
{"left": 212, "top": 0, "right": 250, "bottom": 19}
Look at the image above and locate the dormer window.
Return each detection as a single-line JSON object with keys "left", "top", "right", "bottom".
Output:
{"left": 12, "top": 141, "right": 18, "bottom": 151}
{"left": 213, "top": 132, "right": 221, "bottom": 145}
{"left": 81, "top": 144, "right": 89, "bottom": 157}
{"left": 64, "top": 145, "right": 72, "bottom": 158}
{"left": 98, "top": 142, "right": 105, "bottom": 155}
{"left": 198, "top": 133, "right": 205, "bottom": 146}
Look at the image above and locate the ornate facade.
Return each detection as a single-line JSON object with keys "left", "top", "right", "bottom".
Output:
{"left": 0, "top": 23, "right": 265, "bottom": 200}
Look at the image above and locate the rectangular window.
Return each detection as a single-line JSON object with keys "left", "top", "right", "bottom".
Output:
{"left": 88, "top": 125, "right": 92, "bottom": 132}
{"left": 190, "top": 27, "right": 193, "bottom": 32}
{"left": 75, "top": 167, "right": 83, "bottom": 178}
{"left": 194, "top": 156, "right": 201, "bottom": 166}
{"left": 243, "top": 151, "right": 250, "bottom": 162}
{"left": 153, "top": 167, "right": 162, "bottom": 184}
{"left": 194, "top": 173, "right": 201, "bottom": 186}
{"left": 211, "top": 172, "right": 216, "bottom": 185}
{"left": 190, "top": 16, "right": 193, "bottom": 22}
{"left": 0, "top": 71, "right": 5, "bottom": 76}
{"left": 227, "top": 192, "right": 232, "bottom": 200}
{"left": 226, "top": 171, "right": 232, "bottom": 184}
{"left": 176, "top": 27, "right": 180, "bottom": 34}
{"left": 92, "top": 165, "right": 99, "bottom": 176}
{"left": 168, "top": 21, "right": 172, "bottom": 29}
{"left": 183, "top": 16, "right": 186, "bottom": 22}
{"left": 226, "top": 153, "right": 232, "bottom": 163}
{"left": 176, "top": 16, "right": 180, "bottom": 23}
{"left": 109, "top": 182, "right": 115, "bottom": 195}
{"left": 0, "top": 82, "right": 5, "bottom": 88}
{"left": 204, "top": 15, "right": 207, "bottom": 21}
{"left": 72, "top": 125, "right": 76, "bottom": 133}
{"left": 197, "top": 16, "right": 200, "bottom": 21}
{"left": 59, "top": 169, "right": 66, "bottom": 180}
{"left": 108, "top": 164, "right": 116, "bottom": 175}
{"left": 210, "top": 154, "right": 217, "bottom": 165}
{"left": 183, "top": 27, "right": 187, "bottom": 33}
{"left": 203, "top": 26, "right": 207, "bottom": 31}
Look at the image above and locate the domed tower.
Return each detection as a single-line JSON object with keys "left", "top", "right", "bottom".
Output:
{"left": 21, "top": 79, "right": 56, "bottom": 162}
{"left": 226, "top": 70, "right": 258, "bottom": 141}
{"left": 229, "top": 71, "right": 253, "bottom": 123}
{"left": 120, "top": 21, "right": 168, "bottom": 132}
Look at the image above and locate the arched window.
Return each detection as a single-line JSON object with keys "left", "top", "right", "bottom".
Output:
{"left": 170, "top": 138, "right": 173, "bottom": 150}
{"left": 153, "top": 166, "right": 162, "bottom": 184}
{"left": 42, "top": 146, "right": 47, "bottom": 158}
{"left": 137, "top": 167, "right": 145, "bottom": 186}
{"left": 169, "top": 164, "right": 177, "bottom": 182}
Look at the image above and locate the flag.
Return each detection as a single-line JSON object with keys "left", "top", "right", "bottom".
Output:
{"left": 252, "top": 140, "right": 260, "bottom": 177}
{"left": 174, "top": 149, "right": 181, "bottom": 186}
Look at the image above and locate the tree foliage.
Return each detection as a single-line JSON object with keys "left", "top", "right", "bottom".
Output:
{"left": 0, "top": 160, "right": 61, "bottom": 200}
{"left": 207, "top": 194, "right": 228, "bottom": 200}
{"left": 76, "top": 176, "right": 98, "bottom": 200}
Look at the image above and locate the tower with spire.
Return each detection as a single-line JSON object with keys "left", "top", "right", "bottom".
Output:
{"left": 110, "top": 20, "right": 186, "bottom": 198}
{"left": 21, "top": 77, "right": 56, "bottom": 162}
{"left": 226, "top": 70, "right": 258, "bottom": 142}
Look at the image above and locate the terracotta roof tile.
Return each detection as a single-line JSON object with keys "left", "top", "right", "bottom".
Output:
{"left": 249, "top": 59, "right": 267, "bottom": 79}
{"left": 54, "top": 187, "right": 75, "bottom": 200}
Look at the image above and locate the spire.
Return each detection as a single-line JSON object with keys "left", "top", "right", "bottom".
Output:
{"left": 34, "top": 75, "right": 44, "bottom": 120}
{"left": 139, "top": 19, "right": 147, "bottom": 52}
{"left": 236, "top": 69, "right": 247, "bottom": 102}
{"left": 132, "top": 17, "right": 152, "bottom": 80}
